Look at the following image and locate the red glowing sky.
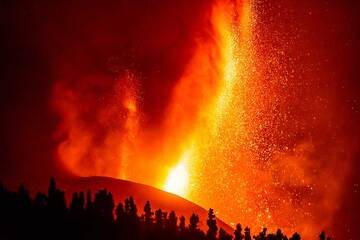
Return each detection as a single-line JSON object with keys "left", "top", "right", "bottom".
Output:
{"left": 1, "top": 1, "right": 360, "bottom": 239}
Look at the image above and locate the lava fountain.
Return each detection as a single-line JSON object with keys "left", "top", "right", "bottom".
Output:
{"left": 163, "top": 0, "right": 253, "bottom": 197}
{"left": 53, "top": 0, "right": 353, "bottom": 238}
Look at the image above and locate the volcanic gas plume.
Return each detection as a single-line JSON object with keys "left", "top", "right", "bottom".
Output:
{"left": 52, "top": 0, "right": 356, "bottom": 238}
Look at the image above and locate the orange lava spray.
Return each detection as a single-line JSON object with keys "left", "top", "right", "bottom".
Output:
{"left": 52, "top": 0, "right": 354, "bottom": 238}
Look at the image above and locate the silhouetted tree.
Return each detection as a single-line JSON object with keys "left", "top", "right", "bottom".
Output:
{"left": 244, "top": 227, "right": 251, "bottom": 240}
{"left": 206, "top": 208, "right": 218, "bottom": 240}
{"left": 124, "top": 196, "right": 139, "bottom": 239}
{"left": 275, "top": 229, "right": 287, "bottom": 240}
{"left": 47, "top": 178, "right": 67, "bottom": 214}
{"left": 167, "top": 210, "right": 178, "bottom": 231}
{"left": 125, "top": 196, "right": 138, "bottom": 221}
{"left": 179, "top": 215, "right": 186, "bottom": 232}
{"left": 70, "top": 192, "right": 85, "bottom": 216}
{"left": 79, "top": 192, "right": 85, "bottom": 209}
{"left": 17, "top": 184, "right": 31, "bottom": 212}
{"left": 85, "top": 189, "right": 95, "bottom": 228}
{"left": 115, "top": 202, "right": 126, "bottom": 225}
{"left": 155, "top": 208, "right": 164, "bottom": 228}
{"left": 93, "top": 189, "right": 114, "bottom": 223}
{"left": 188, "top": 213, "right": 205, "bottom": 240}
{"left": 86, "top": 190, "right": 93, "bottom": 212}
{"left": 234, "top": 224, "right": 244, "bottom": 240}
{"left": 289, "top": 232, "right": 301, "bottom": 240}
{"left": 0, "top": 178, "right": 331, "bottom": 240}
{"left": 143, "top": 200, "right": 154, "bottom": 225}
{"left": 254, "top": 228, "right": 267, "bottom": 240}
{"left": 189, "top": 213, "right": 200, "bottom": 232}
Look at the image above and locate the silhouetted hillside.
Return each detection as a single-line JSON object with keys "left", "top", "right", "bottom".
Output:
{"left": 58, "top": 176, "right": 232, "bottom": 232}
{"left": 0, "top": 178, "right": 331, "bottom": 240}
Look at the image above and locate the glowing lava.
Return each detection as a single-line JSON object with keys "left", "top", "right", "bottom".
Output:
{"left": 164, "top": 155, "right": 189, "bottom": 196}
{"left": 53, "top": 0, "right": 352, "bottom": 238}
{"left": 163, "top": 0, "right": 254, "bottom": 197}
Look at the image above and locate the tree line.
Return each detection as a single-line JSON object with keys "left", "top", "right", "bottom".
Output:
{"left": 0, "top": 178, "right": 331, "bottom": 240}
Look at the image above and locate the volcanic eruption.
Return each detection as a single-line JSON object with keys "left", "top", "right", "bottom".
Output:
{"left": 1, "top": 0, "right": 359, "bottom": 239}
{"left": 50, "top": 0, "right": 357, "bottom": 238}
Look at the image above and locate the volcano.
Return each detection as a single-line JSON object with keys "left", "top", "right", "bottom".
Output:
{"left": 56, "top": 176, "right": 233, "bottom": 233}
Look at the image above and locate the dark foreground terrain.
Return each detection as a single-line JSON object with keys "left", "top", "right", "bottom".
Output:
{"left": 0, "top": 178, "right": 331, "bottom": 240}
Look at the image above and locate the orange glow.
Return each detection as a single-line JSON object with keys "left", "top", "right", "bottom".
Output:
{"left": 164, "top": 152, "right": 189, "bottom": 196}
{"left": 52, "top": 0, "right": 352, "bottom": 238}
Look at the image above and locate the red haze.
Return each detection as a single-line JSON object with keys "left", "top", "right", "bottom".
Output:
{"left": 1, "top": 1, "right": 360, "bottom": 239}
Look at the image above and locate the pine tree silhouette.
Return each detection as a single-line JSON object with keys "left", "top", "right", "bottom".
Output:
{"left": 143, "top": 200, "right": 154, "bottom": 225}
{"left": 189, "top": 213, "right": 200, "bottom": 232}
{"left": 206, "top": 208, "right": 218, "bottom": 240}
{"left": 234, "top": 224, "right": 244, "bottom": 240}
{"left": 167, "top": 210, "right": 178, "bottom": 231}
{"left": 275, "top": 229, "right": 287, "bottom": 240}
{"left": 179, "top": 215, "right": 186, "bottom": 232}
{"left": 254, "top": 228, "right": 267, "bottom": 240}
{"left": 289, "top": 232, "right": 301, "bottom": 240}
{"left": 93, "top": 189, "right": 115, "bottom": 223}
{"left": 155, "top": 208, "right": 165, "bottom": 228}
{"left": 244, "top": 226, "right": 251, "bottom": 240}
{"left": 0, "top": 178, "right": 332, "bottom": 240}
{"left": 115, "top": 202, "right": 126, "bottom": 225}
